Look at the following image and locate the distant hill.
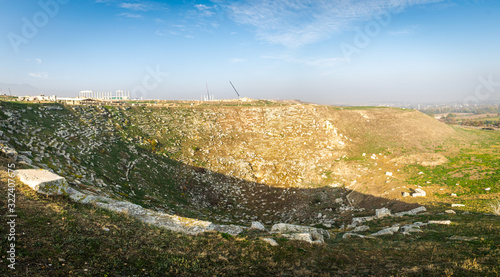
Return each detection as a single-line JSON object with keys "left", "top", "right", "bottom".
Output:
{"left": 0, "top": 83, "right": 43, "bottom": 95}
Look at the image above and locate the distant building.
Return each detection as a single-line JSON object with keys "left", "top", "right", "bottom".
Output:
{"left": 78, "top": 90, "right": 130, "bottom": 100}
{"left": 20, "top": 95, "right": 57, "bottom": 102}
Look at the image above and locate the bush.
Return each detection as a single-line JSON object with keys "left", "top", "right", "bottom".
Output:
{"left": 488, "top": 199, "right": 500, "bottom": 215}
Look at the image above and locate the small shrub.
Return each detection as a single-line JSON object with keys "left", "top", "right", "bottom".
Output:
{"left": 220, "top": 232, "right": 232, "bottom": 240}
{"left": 488, "top": 199, "right": 500, "bottom": 215}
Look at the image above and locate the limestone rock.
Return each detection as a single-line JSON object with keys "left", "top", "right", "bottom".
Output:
{"left": 393, "top": 206, "right": 427, "bottom": 217}
{"left": 352, "top": 216, "right": 375, "bottom": 225}
{"left": 250, "top": 221, "right": 266, "bottom": 231}
{"left": 428, "top": 220, "right": 451, "bottom": 225}
{"left": 1, "top": 144, "right": 18, "bottom": 161}
{"left": 18, "top": 170, "right": 243, "bottom": 236}
{"left": 371, "top": 226, "right": 399, "bottom": 236}
{"left": 342, "top": 233, "right": 374, "bottom": 239}
{"left": 261, "top": 238, "right": 279, "bottom": 246}
{"left": 448, "top": 236, "right": 479, "bottom": 241}
{"left": 412, "top": 188, "right": 426, "bottom": 197}
{"left": 15, "top": 169, "right": 68, "bottom": 195}
{"left": 211, "top": 224, "right": 245, "bottom": 236}
{"left": 17, "top": 155, "right": 33, "bottom": 165}
{"left": 353, "top": 225, "right": 370, "bottom": 232}
{"left": 400, "top": 224, "right": 424, "bottom": 234}
{"left": 271, "top": 223, "right": 330, "bottom": 239}
{"left": 375, "top": 207, "right": 391, "bottom": 218}
{"left": 282, "top": 232, "right": 324, "bottom": 244}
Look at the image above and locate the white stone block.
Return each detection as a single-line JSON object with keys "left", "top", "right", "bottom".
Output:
{"left": 15, "top": 169, "right": 68, "bottom": 195}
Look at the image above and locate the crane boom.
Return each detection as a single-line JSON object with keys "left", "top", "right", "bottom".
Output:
{"left": 229, "top": 81, "right": 240, "bottom": 97}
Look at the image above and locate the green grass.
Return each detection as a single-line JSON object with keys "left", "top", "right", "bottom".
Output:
{"left": 2, "top": 99, "right": 500, "bottom": 275}
{"left": 1, "top": 177, "right": 499, "bottom": 276}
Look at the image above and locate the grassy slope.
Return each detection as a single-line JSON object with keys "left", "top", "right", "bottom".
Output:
{"left": 1, "top": 165, "right": 499, "bottom": 276}
{"left": 1, "top": 100, "right": 500, "bottom": 275}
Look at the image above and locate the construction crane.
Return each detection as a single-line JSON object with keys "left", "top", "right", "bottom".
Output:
{"left": 229, "top": 81, "right": 240, "bottom": 98}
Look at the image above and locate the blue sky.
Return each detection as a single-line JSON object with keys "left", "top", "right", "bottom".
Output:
{"left": 1, "top": 0, "right": 499, "bottom": 104}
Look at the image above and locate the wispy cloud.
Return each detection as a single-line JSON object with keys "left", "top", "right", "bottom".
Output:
{"left": 195, "top": 4, "right": 216, "bottom": 17}
{"left": 387, "top": 25, "right": 419, "bottom": 36}
{"left": 118, "top": 12, "right": 142, "bottom": 18}
{"left": 29, "top": 72, "right": 48, "bottom": 79}
{"left": 35, "top": 58, "right": 42, "bottom": 64}
{"left": 229, "top": 58, "right": 246, "bottom": 63}
{"left": 217, "top": 0, "right": 445, "bottom": 48}
{"left": 119, "top": 2, "right": 148, "bottom": 11}
{"left": 263, "top": 54, "right": 346, "bottom": 67}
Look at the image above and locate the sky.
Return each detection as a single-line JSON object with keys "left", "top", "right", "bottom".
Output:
{"left": 1, "top": 0, "right": 500, "bottom": 104}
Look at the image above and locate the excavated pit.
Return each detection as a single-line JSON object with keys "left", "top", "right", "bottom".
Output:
{"left": 0, "top": 100, "right": 458, "bottom": 228}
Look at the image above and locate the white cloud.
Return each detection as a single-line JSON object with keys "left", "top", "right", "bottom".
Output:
{"left": 194, "top": 4, "right": 215, "bottom": 16}
{"left": 387, "top": 25, "right": 419, "bottom": 36}
{"left": 29, "top": 72, "right": 48, "bottom": 79}
{"left": 119, "top": 3, "right": 148, "bottom": 11}
{"left": 35, "top": 58, "right": 42, "bottom": 64}
{"left": 230, "top": 58, "right": 246, "bottom": 63}
{"left": 263, "top": 54, "right": 346, "bottom": 67}
{"left": 217, "top": 0, "right": 445, "bottom": 48}
{"left": 118, "top": 12, "right": 142, "bottom": 18}
{"left": 195, "top": 4, "right": 210, "bottom": 11}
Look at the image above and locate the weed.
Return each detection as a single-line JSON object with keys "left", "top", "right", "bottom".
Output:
{"left": 488, "top": 199, "right": 500, "bottom": 215}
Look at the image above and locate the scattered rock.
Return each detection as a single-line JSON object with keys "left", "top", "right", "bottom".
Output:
{"left": 402, "top": 192, "right": 410, "bottom": 197}
{"left": 385, "top": 172, "right": 393, "bottom": 176}
{"left": 375, "top": 207, "right": 391, "bottom": 219}
{"left": 271, "top": 223, "right": 329, "bottom": 243}
{"left": 445, "top": 210, "right": 456, "bottom": 214}
{"left": 428, "top": 220, "right": 452, "bottom": 225}
{"left": 448, "top": 236, "right": 479, "bottom": 241}
{"left": 1, "top": 144, "right": 18, "bottom": 161}
{"left": 212, "top": 224, "right": 245, "bottom": 236}
{"left": 17, "top": 155, "right": 33, "bottom": 165}
{"left": 371, "top": 226, "right": 399, "bottom": 236}
{"left": 451, "top": 204, "right": 465, "bottom": 207}
{"left": 18, "top": 170, "right": 245, "bottom": 236}
{"left": 400, "top": 224, "right": 423, "bottom": 234}
{"left": 250, "top": 221, "right": 266, "bottom": 231}
{"left": 260, "top": 238, "right": 278, "bottom": 246}
{"left": 393, "top": 206, "right": 427, "bottom": 217}
{"left": 342, "top": 233, "right": 374, "bottom": 239}
{"left": 282, "top": 232, "right": 324, "bottom": 244}
{"left": 353, "top": 225, "right": 370, "bottom": 232}
{"left": 412, "top": 188, "right": 426, "bottom": 197}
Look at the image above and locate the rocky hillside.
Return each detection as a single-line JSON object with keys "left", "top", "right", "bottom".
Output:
{"left": 3, "top": 99, "right": 500, "bottom": 276}
{"left": 0, "top": 100, "right": 465, "bottom": 226}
